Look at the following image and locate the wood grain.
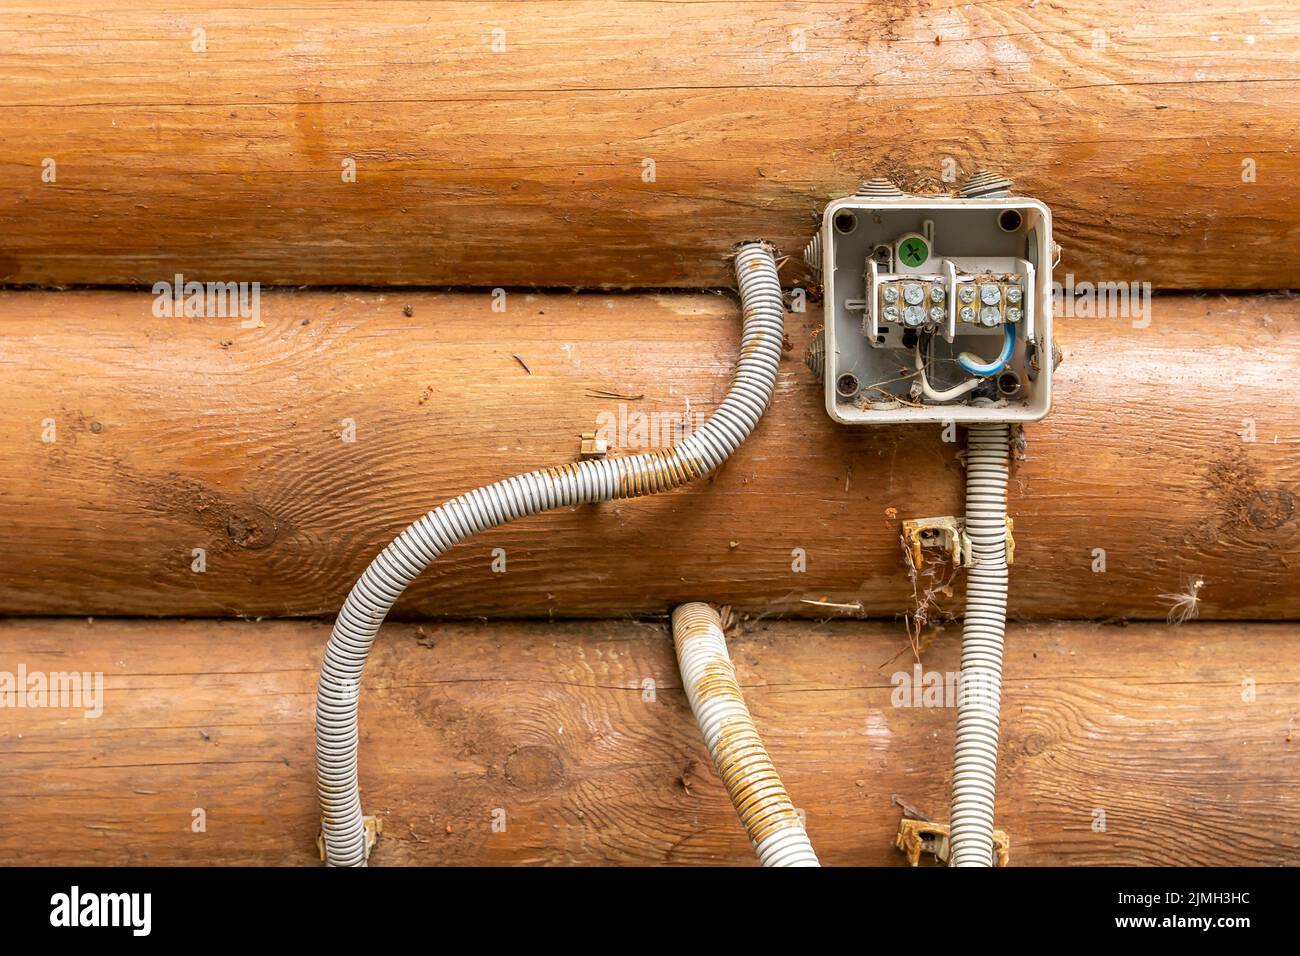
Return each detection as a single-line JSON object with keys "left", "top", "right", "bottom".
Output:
{"left": 1, "top": 2, "right": 1297, "bottom": 288}
{"left": 0, "top": 616, "right": 1295, "bottom": 866}
{"left": 0, "top": 289, "right": 1297, "bottom": 620}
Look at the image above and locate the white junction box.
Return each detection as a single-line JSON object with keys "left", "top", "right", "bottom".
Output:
{"left": 810, "top": 181, "right": 1055, "bottom": 425}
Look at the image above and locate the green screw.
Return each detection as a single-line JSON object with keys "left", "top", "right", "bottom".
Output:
{"left": 898, "top": 237, "right": 929, "bottom": 268}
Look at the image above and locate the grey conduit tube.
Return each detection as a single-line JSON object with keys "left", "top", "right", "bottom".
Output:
{"left": 671, "top": 603, "right": 819, "bottom": 866}
{"left": 948, "top": 423, "right": 1011, "bottom": 867}
{"left": 316, "top": 243, "right": 786, "bottom": 866}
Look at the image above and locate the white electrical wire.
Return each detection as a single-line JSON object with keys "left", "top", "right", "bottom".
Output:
{"left": 671, "top": 603, "right": 820, "bottom": 867}
{"left": 316, "top": 243, "right": 786, "bottom": 867}
{"left": 914, "top": 342, "right": 979, "bottom": 402}
{"left": 948, "top": 422, "right": 1011, "bottom": 866}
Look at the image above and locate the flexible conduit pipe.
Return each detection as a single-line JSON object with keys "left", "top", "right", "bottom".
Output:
{"left": 671, "top": 603, "right": 819, "bottom": 867}
{"left": 948, "top": 422, "right": 1011, "bottom": 867}
{"left": 316, "top": 243, "right": 786, "bottom": 867}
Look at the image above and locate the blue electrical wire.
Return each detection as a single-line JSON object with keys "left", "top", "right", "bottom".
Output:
{"left": 957, "top": 322, "right": 1016, "bottom": 377}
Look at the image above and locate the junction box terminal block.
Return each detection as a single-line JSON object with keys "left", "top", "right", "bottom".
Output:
{"left": 806, "top": 175, "right": 1055, "bottom": 427}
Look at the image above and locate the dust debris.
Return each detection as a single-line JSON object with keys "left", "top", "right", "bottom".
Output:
{"left": 899, "top": 538, "right": 958, "bottom": 662}
{"left": 676, "top": 757, "right": 702, "bottom": 796}
{"left": 1160, "top": 577, "right": 1205, "bottom": 625}
{"left": 1011, "top": 423, "right": 1027, "bottom": 461}
{"left": 717, "top": 605, "right": 740, "bottom": 638}
{"left": 892, "top": 794, "right": 935, "bottom": 823}
{"left": 585, "top": 387, "right": 644, "bottom": 401}
{"left": 800, "top": 597, "right": 864, "bottom": 612}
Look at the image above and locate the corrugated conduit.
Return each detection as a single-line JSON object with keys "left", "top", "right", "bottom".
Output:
{"left": 671, "top": 603, "right": 819, "bottom": 866}
{"left": 316, "top": 243, "right": 786, "bottom": 867}
{"left": 948, "top": 422, "right": 1011, "bottom": 867}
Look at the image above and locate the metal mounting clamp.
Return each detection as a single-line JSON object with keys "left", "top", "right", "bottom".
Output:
{"left": 901, "top": 516, "right": 971, "bottom": 569}
{"left": 317, "top": 815, "right": 383, "bottom": 863}
{"left": 896, "top": 817, "right": 1010, "bottom": 867}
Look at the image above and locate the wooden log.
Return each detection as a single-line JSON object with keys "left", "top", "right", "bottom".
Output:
{"left": 0, "top": 289, "right": 1297, "bottom": 620}
{"left": 1, "top": 2, "right": 1297, "bottom": 289}
{"left": 0, "top": 616, "right": 1295, "bottom": 866}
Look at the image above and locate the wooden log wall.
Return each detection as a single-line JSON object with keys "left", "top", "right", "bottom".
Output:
{"left": 2, "top": 616, "right": 1296, "bottom": 866}
{"left": 0, "top": 1, "right": 1297, "bottom": 288}
{"left": 1, "top": 2, "right": 1298, "bottom": 869}
{"left": 0, "top": 290, "right": 1296, "bottom": 621}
